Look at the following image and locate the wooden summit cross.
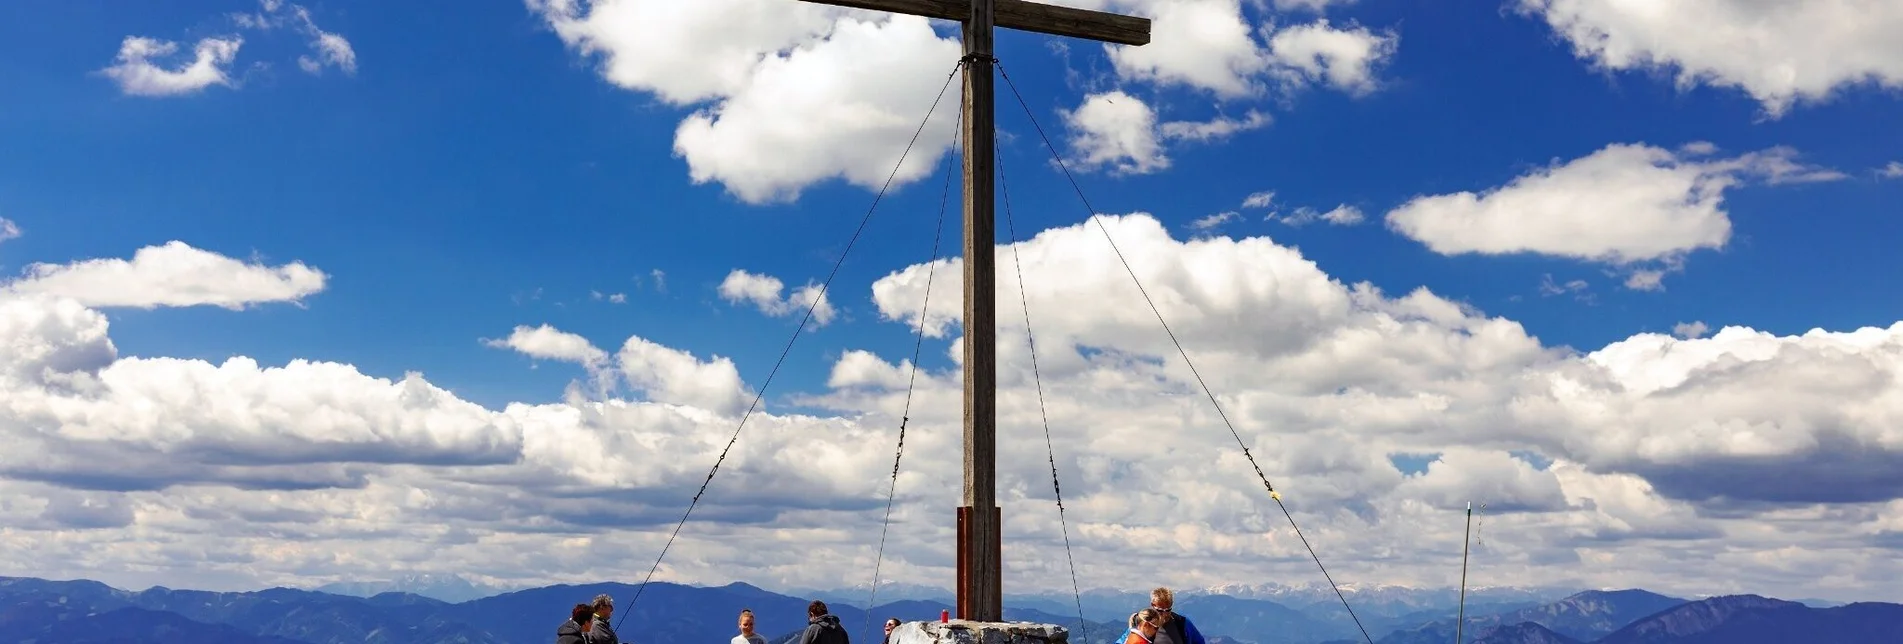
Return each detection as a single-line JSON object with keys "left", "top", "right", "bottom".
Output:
{"left": 795, "top": 0, "right": 1149, "bottom": 623}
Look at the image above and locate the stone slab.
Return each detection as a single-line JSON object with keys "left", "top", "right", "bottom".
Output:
{"left": 887, "top": 619, "right": 1070, "bottom": 644}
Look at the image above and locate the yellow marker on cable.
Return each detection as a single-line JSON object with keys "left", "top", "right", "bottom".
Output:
{"left": 1270, "top": 491, "right": 1281, "bottom": 501}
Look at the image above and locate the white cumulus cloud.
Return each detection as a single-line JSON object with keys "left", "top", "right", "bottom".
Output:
{"left": 614, "top": 336, "right": 752, "bottom": 415}
{"left": 1189, "top": 211, "right": 1241, "bottom": 232}
{"left": 527, "top": 0, "right": 842, "bottom": 106}
{"left": 2, "top": 241, "right": 326, "bottom": 310}
{"left": 1275, "top": 204, "right": 1363, "bottom": 227}
{"left": 1106, "top": 0, "right": 1275, "bottom": 97}
{"left": 1272, "top": 0, "right": 1356, "bottom": 11}
{"left": 1623, "top": 267, "right": 1669, "bottom": 292}
{"left": 1673, "top": 321, "right": 1710, "bottom": 340}
{"left": 1264, "top": 19, "right": 1397, "bottom": 96}
{"left": 1396, "top": 449, "right": 1569, "bottom": 513}
{"left": 1519, "top": 0, "right": 1903, "bottom": 116}
{"left": 1159, "top": 110, "right": 1272, "bottom": 143}
{"left": 232, "top": 0, "right": 358, "bottom": 76}
{"left": 531, "top": 0, "right": 1402, "bottom": 196}
{"left": 105, "top": 0, "right": 358, "bottom": 97}
{"left": 718, "top": 269, "right": 836, "bottom": 326}
{"left": 529, "top": 0, "right": 959, "bottom": 204}
{"left": 671, "top": 16, "right": 962, "bottom": 203}
{"left": 297, "top": 28, "right": 358, "bottom": 76}
{"left": 1064, "top": 91, "right": 1170, "bottom": 175}
{"left": 1064, "top": 93, "right": 1272, "bottom": 176}
{"left": 484, "top": 324, "right": 609, "bottom": 367}
{"left": 1385, "top": 143, "right": 1842, "bottom": 288}
{"left": 0, "top": 293, "right": 518, "bottom": 492}
{"left": 1085, "top": 0, "right": 1396, "bottom": 99}
{"left": 12, "top": 214, "right": 1903, "bottom": 601}
{"left": 99, "top": 36, "right": 242, "bottom": 97}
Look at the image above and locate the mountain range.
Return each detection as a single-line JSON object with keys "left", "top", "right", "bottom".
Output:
{"left": 315, "top": 574, "right": 515, "bottom": 604}
{"left": 1366, "top": 588, "right": 1688, "bottom": 643}
{"left": 1, "top": 575, "right": 1896, "bottom": 644}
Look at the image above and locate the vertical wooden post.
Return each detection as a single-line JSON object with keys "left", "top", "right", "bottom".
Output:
{"left": 958, "top": 0, "right": 1003, "bottom": 624}
{"left": 791, "top": 0, "right": 1146, "bottom": 625}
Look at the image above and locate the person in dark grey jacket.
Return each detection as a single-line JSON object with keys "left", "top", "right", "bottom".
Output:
{"left": 586, "top": 594, "right": 621, "bottom": 644}
{"left": 1147, "top": 587, "right": 1206, "bottom": 644}
{"left": 796, "top": 600, "right": 850, "bottom": 644}
{"left": 557, "top": 604, "right": 592, "bottom": 644}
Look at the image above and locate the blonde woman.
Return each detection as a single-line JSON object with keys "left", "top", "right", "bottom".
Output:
{"left": 1125, "top": 608, "right": 1163, "bottom": 644}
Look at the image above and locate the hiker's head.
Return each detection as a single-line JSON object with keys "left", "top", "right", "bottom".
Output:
{"left": 1130, "top": 608, "right": 1162, "bottom": 636}
{"left": 808, "top": 600, "right": 829, "bottom": 618}
{"left": 1149, "top": 587, "right": 1174, "bottom": 609}
{"left": 1149, "top": 587, "right": 1177, "bottom": 623}
{"left": 571, "top": 604, "right": 593, "bottom": 624}
{"left": 739, "top": 609, "right": 756, "bottom": 634}
{"left": 884, "top": 617, "right": 900, "bottom": 634}
{"left": 592, "top": 594, "right": 614, "bottom": 618}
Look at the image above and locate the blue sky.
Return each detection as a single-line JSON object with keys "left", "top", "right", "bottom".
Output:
{"left": 4, "top": 0, "right": 1898, "bottom": 411}
{"left": 3, "top": 0, "right": 1903, "bottom": 603}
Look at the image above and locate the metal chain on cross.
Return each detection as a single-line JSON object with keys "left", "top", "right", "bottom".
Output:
{"left": 994, "top": 58, "right": 1375, "bottom": 644}
{"left": 996, "top": 135, "right": 1091, "bottom": 644}
{"left": 794, "top": 0, "right": 1151, "bottom": 619}
{"left": 862, "top": 61, "right": 967, "bottom": 643}
{"left": 611, "top": 57, "right": 966, "bottom": 630}
{"left": 1475, "top": 502, "right": 1488, "bottom": 550}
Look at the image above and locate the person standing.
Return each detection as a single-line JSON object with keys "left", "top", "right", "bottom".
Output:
{"left": 881, "top": 617, "right": 901, "bottom": 644}
{"left": 1125, "top": 608, "right": 1162, "bottom": 644}
{"left": 1147, "top": 587, "right": 1206, "bottom": 644}
{"left": 795, "top": 600, "right": 850, "bottom": 644}
{"left": 557, "top": 604, "right": 593, "bottom": 644}
{"left": 733, "top": 609, "right": 768, "bottom": 644}
{"left": 585, "top": 594, "right": 620, "bottom": 644}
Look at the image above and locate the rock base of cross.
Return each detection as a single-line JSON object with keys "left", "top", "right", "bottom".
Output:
{"left": 888, "top": 620, "right": 1069, "bottom": 644}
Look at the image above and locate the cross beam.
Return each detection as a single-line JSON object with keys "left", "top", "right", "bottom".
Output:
{"left": 807, "top": 0, "right": 1150, "bottom": 46}
{"left": 796, "top": 0, "right": 1148, "bottom": 624}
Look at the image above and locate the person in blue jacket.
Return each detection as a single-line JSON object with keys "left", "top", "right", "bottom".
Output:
{"left": 1147, "top": 587, "right": 1206, "bottom": 644}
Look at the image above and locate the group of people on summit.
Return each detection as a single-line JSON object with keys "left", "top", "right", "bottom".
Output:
{"left": 555, "top": 594, "right": 621, "bottom": 644}
{"left": 1124, "top": 588, "right": 1206, "bottom": 644}
{"left": 554, "top": 596, "right": 877, "bottom": 644}
{"left": 553, "top": 586, "right": 1204, "bottom": 644}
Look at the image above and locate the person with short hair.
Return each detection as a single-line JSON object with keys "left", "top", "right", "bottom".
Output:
{"left": 557, "top": 603, "right": 593, "bottom": 644}
{"left": 585, "top": 594, "right": 620, "bottom": 644}
{"left": 733, "top": 608, "right": 767, "bottom": 644}
{"left": 795, "top": 600, "right": 850, "bottom": 644}
{"left": 1146, "top": 587, "right": 1206, "bottom": 644}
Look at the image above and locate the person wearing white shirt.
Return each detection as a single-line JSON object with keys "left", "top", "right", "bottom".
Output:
{"left": 732, "top": 609, "right": 767, "bottom": 644}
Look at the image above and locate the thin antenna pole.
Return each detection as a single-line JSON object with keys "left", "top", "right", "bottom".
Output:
{"left": 1455, "top": 501, "right": 1473, "bottom": 644}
